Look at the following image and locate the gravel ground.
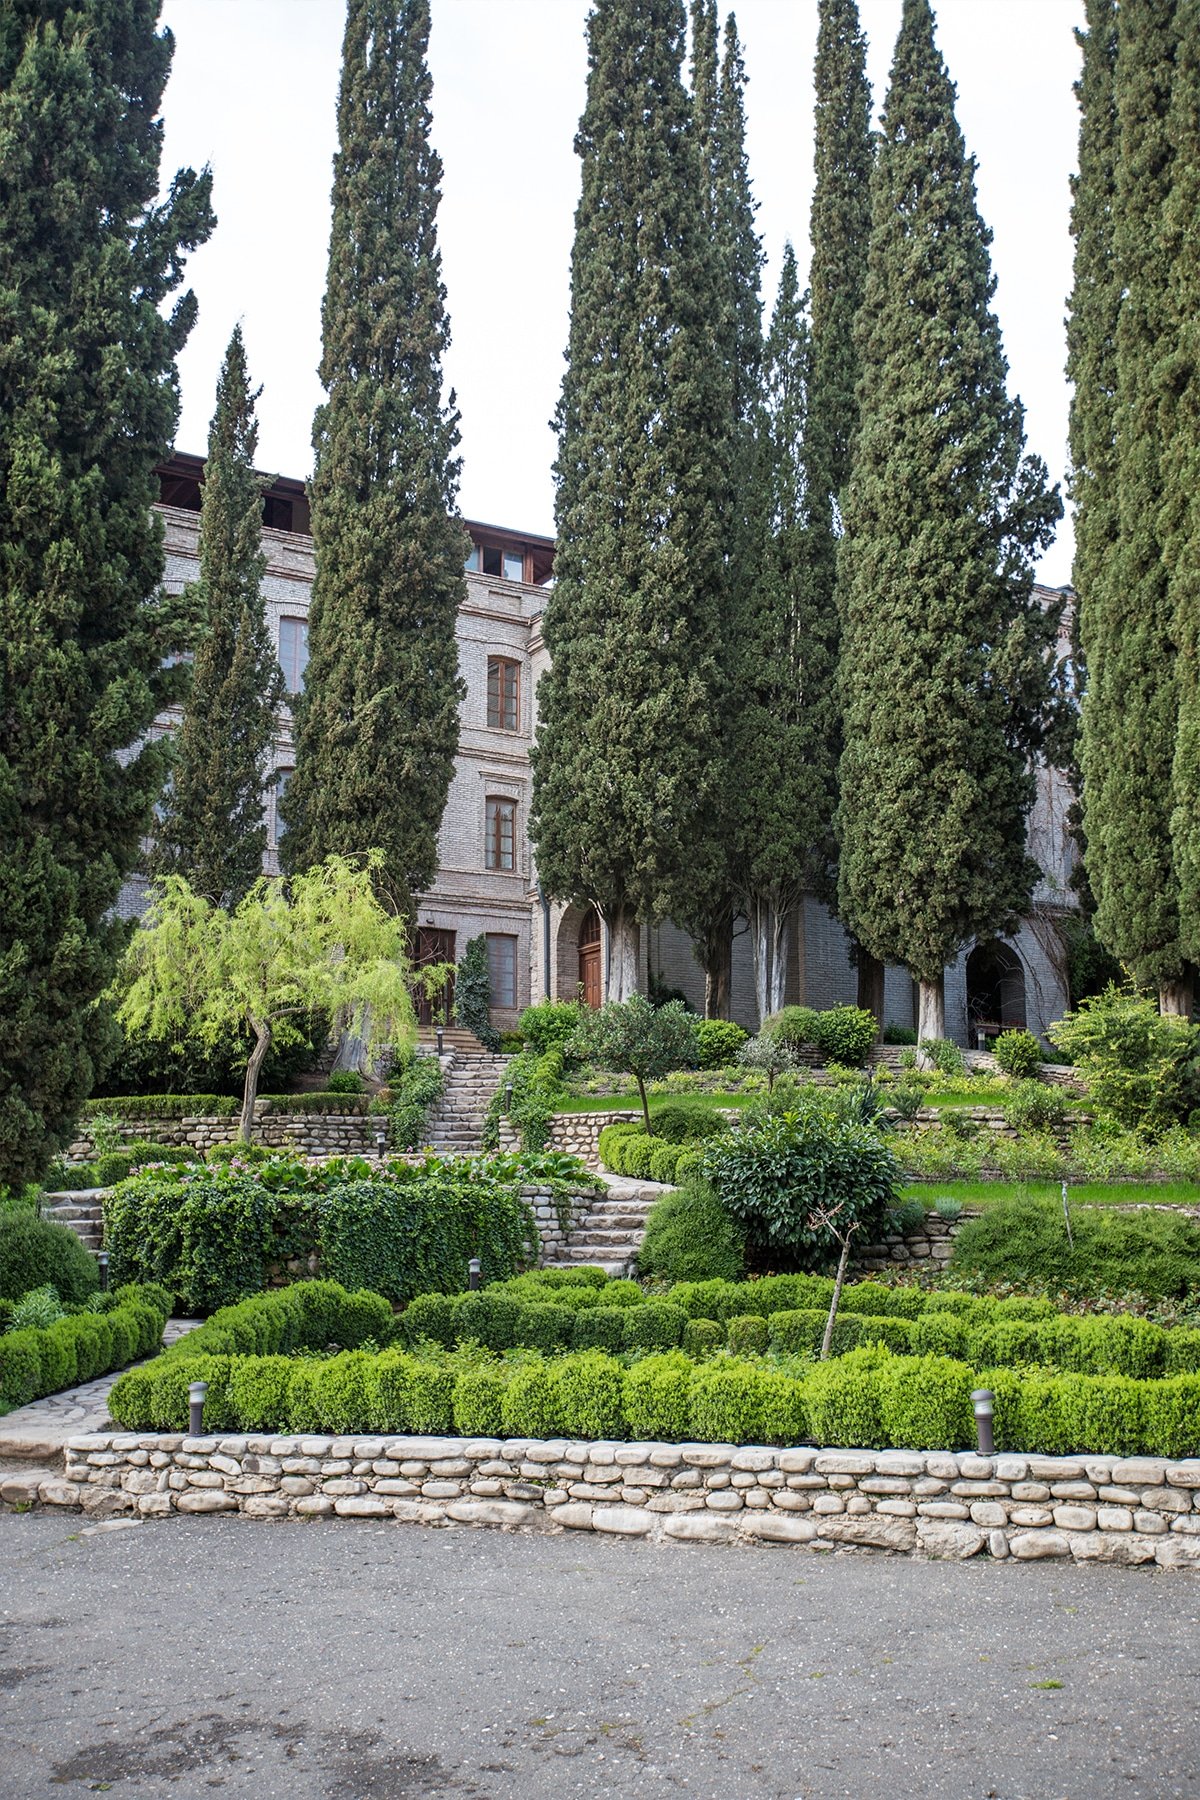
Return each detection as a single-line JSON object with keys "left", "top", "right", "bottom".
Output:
{"left": 0, "top": 1512, "right": 1197, "bottom": 1800}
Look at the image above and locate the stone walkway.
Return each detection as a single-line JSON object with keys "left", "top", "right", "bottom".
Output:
{"left": 0, "top": 1319, "right": 197, "bottom": 1457}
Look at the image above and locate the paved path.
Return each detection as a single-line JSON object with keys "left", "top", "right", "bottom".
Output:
{"left": 0, "top": 1514, "right": 1197, "bottom": 1799}
{"left": 0, "top": 1322, "right": 197, "bottom": 1454}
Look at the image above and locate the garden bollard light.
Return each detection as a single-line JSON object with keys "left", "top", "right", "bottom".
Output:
{"left": 436, "top": 1025, "right": 444, "bottom": 1055}
{"left": 97, "top": 1251, "right": 109, "bottom": 1292}
{"left": 188, "top": 1380, "right": 208, "bottom": 1437}
{"left": 971, "top": 1389, "right": 995, "bottom": 1455}
{"left": 468, "top": 1258, "right": 482, "bottom": 1291}
{"left": 505, "top": 1082, "right": 514, "bottom": 1113}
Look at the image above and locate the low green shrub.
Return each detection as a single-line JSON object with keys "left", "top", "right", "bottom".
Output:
{"left": 9, "top": 1284, "right": 65, "bottom": 1331}
{"left": 622, "top": 1302, "right": 687, "bottom": 1353}
{"left": 803, "top": 1346, "right": 890, "bottom": 1448}
{"left": 811, "top": 1006, "right": 877, "bottom": 1068}
{"left": 922, "top": 1039, "right": 965, "bottom": 1077}
{"left": 878, "top": 1354, "right": 975, "bottom": 1450}
{"left": 1003, "top": 1081, "right": 1068, "bottom": 1134}
{"left": 95, "top": 1142, "right": 197, "bottom": 1186}
{"left": 649, "top": 1103, "right": 730, "bottom": 1144}
{"left": 992, "top": 1030, "right": 1044, "bottom": 1079}
{"left": 0, "top": 1284, "right": 167, "bottom": 1409}
{"left": 82, "top": 1094, "right": 239, "bottom": 1118}
{"left": 637, "top": 1182, "right": 746, "bottom": 1283}
{"left": 889, "top": 1198, "right": 928, "bottom": 1236}
{"left": 326, "top": 1070, "right": 367, "bottom": 1094}
{"left": 682, "top": 1317, "right": 725, "bottom": 1357}
{"left": 0, "top": 1213, "right": 99, "bottom": 1305}
{"left": 951, "top": 1197, "right": 1200, "bottom": 1300}
{"left": 572, "top": 1306, "right": 627, "bottom": 1353}
{"left": 764, "top": 1005, "right": 821, "bottom": 1049}
{"left": 726, "top": 1314, "right": 769, "bottom": 1356}
{"left": 695, "top": 1021, "right": 749, "bottom": 1069}
{"left": 518, "top": 1000, "right": 587, "bottom": 1059}
{"left": 382, "top": 1054, "right": 444, "bottom": 1151}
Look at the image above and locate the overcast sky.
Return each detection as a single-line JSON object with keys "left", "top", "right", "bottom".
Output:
{"left": 159, "top": 0, "right": 1084, "bottom": 585}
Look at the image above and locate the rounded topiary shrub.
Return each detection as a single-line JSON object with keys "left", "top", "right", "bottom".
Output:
{"left": 0, "top": 1213, "right": 99, "bottom": 1304}
{"left": 809, "top": 1006, "right": 878, "bottom": 1068}
{"left": 695, "top": 1020, "right": 749, "bottom": 1070}
{"left": 649, "top": 1103, "right": 729, "bottom": 1144}
{"left": 636, "top": 1181, "right": 745, "bottom": 1284}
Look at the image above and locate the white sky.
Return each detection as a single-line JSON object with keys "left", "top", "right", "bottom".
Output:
{"left": 159, "top": 0, "right": 1084, "bottom": 584}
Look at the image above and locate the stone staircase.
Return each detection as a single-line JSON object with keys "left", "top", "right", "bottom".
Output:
{"left": 542, "top": 1176, "right": 668, "bottom": 1278}
{"left": 41, "top": 1191, "right": 104, "bottom": 1251}
{"left": 423, "top": 1049, "right": 510, "bottom": 1155}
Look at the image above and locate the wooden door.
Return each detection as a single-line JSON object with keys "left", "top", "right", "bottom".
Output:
{"left": 415, "top": 927, "right": 456, "bottom": 1027}
{"left": 578, "top": 909, "right": 602, "bottom": 1009}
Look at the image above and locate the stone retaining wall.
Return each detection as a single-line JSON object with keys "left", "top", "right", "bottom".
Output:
{"left": 25, "top": 1433, "right": 1200, "bottom": 1567}
{"left": 856, "top": 1211, "right": 967, "bottom": 1272}
{"left": 67, "top": 1110, "right": 385, "bottom": 1161}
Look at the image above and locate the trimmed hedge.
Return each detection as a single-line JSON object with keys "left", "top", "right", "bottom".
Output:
{"left": 597, "top": 1121, "right": 708, "bottom": 1186}
{"left": 636, "top": 1182, "right": 745, "bottom": 1283}
{"left": 0, "top": 1284, "right": 167, "bottom": 1409}
{"left": 0, "top": 1213, "right": 101, "bottom": 1304}
{"left": 82, "top": 1095, "right": 239, "bottom": 1118}
{"left": 105, "top": 1331, "right": 1200, "bottom": 1460}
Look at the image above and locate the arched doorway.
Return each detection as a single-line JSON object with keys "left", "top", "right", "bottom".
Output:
{"left": 578, "top": 907, "right": 602, "bottom": 1009}
{"left": 966, "top": 941, "right": 1027, "bottom": 1043}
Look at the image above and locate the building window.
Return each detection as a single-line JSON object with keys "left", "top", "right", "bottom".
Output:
{"left": 485, "top": 796, "right": 516, "bottom": 871}
{"left": 487, "top": 934, "right": 518, "bottom": 1009}
{"left": 466, "top": 543, "right": 525, "bottom": 582}
{"left": 487, "top": 657, "right": 519, "bottom": 731}
{"left": 274, "top": 767, "right": 292, "bottom": 842}
{"left": 279, "top": 617, "right": 309, "bottom": 695}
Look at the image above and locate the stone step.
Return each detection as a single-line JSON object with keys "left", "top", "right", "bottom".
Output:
{"left": 540, "top": 1258, "right": 630, "bottom": 1279}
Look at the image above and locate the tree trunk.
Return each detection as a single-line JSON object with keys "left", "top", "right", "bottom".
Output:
{"left": 768, "top": 908, "right": 790, "bottom": 1016}
{"left": 856, "top": 950, "right": 885, "bottom": 1030}
{"left": 751, "top": 900, "right": 770, "bottom": 1026}
{"left": 636, "top": 1074, "right": 652, "bottom": 1136}
{"left": 820, "top": 1230, "right": 856, "bottom": 1361}
{"left": 240, "top": 1020, "right": 273, "bottom": 1142}
{"left": 333, "top": 1007, "right": 371, "bottom": 1076}
{"left": 604, "top": 907, "right": 642, "bottom": 1001}
{"left": 1160, "top": 974, "right": 1194, "bottom": 1018}
{"left": 916, "top": 972, "right": 945, "bottom": 1057}
{"left": 703, "top": 919, "right": 733, "bottom": 1020}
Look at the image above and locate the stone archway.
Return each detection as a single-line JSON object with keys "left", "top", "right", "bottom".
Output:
{"left": 966, "top": 941, "right": 1027, "bottom": 1043}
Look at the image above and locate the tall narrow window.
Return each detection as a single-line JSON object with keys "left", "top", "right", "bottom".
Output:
{"left": 487, "top": 657, "right": 519, "bottom": 731}
{"left": 485, "top": 796, "right": 516, "bottom": 871}
{"left": 273, "top": 767, "right": 292, "bottom": 843}
{"left": 487, "top": 934, "right": 518, "bottom": 1009}
{"left": 278, "top": 616, "right": 309, "bottom": 695}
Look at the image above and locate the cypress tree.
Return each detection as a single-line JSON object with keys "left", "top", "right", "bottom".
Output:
{"left": 807, "top": 0, "right": 879, "bottom": 1021}
{"left": 736, "top": 247, "right": 835, "bottom": 1021}
{"left": 0, "top": 1, "right": 213, "bottom": 1188}
{"left": 835, "top": 0, "right": 1061, "bottom": 1044}
{"left": 282, "top": 0, "right": 465, "bottom": 920}
{"left": 152, "top": 326, "right": 284, "bottom": 906}
{"left": 677, "top": 5, "right": 765, "bottom": 1018}
{"left": 1163, "top": 6, "right": 1200, "bottom": 962}
{"left": 1077, "top": 0, "right": 1187, "bottom": 1010}
{"left": 529, "top": 0, "right": 724, "bottom": 1000}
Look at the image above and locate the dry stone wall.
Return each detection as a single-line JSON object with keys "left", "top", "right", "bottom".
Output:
{"left": 29, "top": 1432, "right": 1200, "bottom": 1567}
{"left": 67, "top": 1109, "right": 385, "bottom": 1161}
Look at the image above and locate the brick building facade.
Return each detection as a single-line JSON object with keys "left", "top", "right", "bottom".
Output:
{"left": 126, "top": 454, "right": 1076, "bottom": 1044}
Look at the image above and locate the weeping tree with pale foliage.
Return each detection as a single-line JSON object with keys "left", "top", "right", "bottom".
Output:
{"left": 113, "top": 855, "right": 417, "bottom": 1140}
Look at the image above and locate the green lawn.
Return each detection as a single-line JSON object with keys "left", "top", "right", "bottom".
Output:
{"left": 554, "top": 1090, "right": 757, "bottom": 1114}
{"left": 901, "top": 1179, "right": 1200, "bottom": 1210}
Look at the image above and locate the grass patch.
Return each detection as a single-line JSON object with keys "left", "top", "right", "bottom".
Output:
{"left": 900, "top": 1179, "right": 1200, "bottom": 1210}
{"left": 554, "top": 1090, "right": 755, "bottom": 1115}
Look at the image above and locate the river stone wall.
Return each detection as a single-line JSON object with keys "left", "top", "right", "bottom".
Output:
{"left": 25, "top": 1433, "right": 1200, "bottom": 1567}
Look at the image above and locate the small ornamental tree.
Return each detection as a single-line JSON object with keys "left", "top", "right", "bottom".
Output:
{"left": 571, "top": 995, "right": 698, "bottom": 1134}
{"left": 113, "top": 854, "right": 416, "bottom": 1139}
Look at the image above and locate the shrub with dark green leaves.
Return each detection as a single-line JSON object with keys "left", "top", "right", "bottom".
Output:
{"left": 764, "top": 1006, "right": 820, "bottom": 1049}
{"left": 0, "top": 1213, "right": 99, "bottom": 1305}
{"left": 554, "top": 1351, "right": 625, "bottom": 1439}
{"left": 1003, "top": 1080, "right": 1068, "bottom": 1134}
{"left": 571, "top": 1306, "right": 627, "bottom": 1353}
{"left": 622, "top": 1302, "right": 686, "bottom": 1353}
{"left": 649, "top": 1103, "right": 730, "bottom": 1143}
{"left": 383, "top": 1053, "right": 445, "bottom": 1151}
{"left": 518, "top": 1000, "right": 587, "bottom": 1058}
{"left": 682, "top": 1317, "right": 724, "bottom": 1357}
{"left": 878, "top": 1355, "right": 974, "bottom": 1449}
{"left": 637, "top": 1181, "right": 745, "bottom": 1283}
{"left": 703, "top": 1107, "right": 899, "bottom": 1271}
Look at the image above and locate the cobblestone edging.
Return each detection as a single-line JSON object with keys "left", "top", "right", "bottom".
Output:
{"left": 9, "top": 1435, "right": 1198, "bottom": 1567}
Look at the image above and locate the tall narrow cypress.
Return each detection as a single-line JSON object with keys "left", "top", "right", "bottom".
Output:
{"left": 530, "top": 0, "right": 724, "bottom": 1000}
{"left": 835, "top": 0, "right": 1061, "bottom": 1044}
{"left": 677, "top": 5, "right": 765, "bottom": 1018}
{"left": 1076, "top": 0, "right": 1186, "bottom": 1009}
{"left": 1163, "top": 8, "right": 1200, "bottom": 960}
{"left": 282, "top": 0, "right": 465, "bottom": 920}
{"left": 0, "top": 1, "right": 213, "bottom": 1188}
{"left": 152, "top": 327, "right": 284, "bottom": 906}
{"left": 736, "top": 248, "right": 833, "bottom": 1021}
{"left": 807, "top": 0, "right": 878, "bottom": 1020}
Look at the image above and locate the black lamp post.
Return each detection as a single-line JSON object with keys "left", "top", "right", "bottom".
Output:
{"left": 188, "top": 1379, "right": 208, "bottom": 1437}
{"left": 468, "top": 1257, "right": 481, "bottom": 1291}
{"left": 504, "top": 1082, "right": 514, "bottom": 1114}
{"left": 971, "top": 1388, "right": 995, "bottom": 1455}
{"left": 97, "top": 1251, "right": 109, "bottom": 1293}
{"left": 436, "top": 1024, "right": 444, "bottom": 1055}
